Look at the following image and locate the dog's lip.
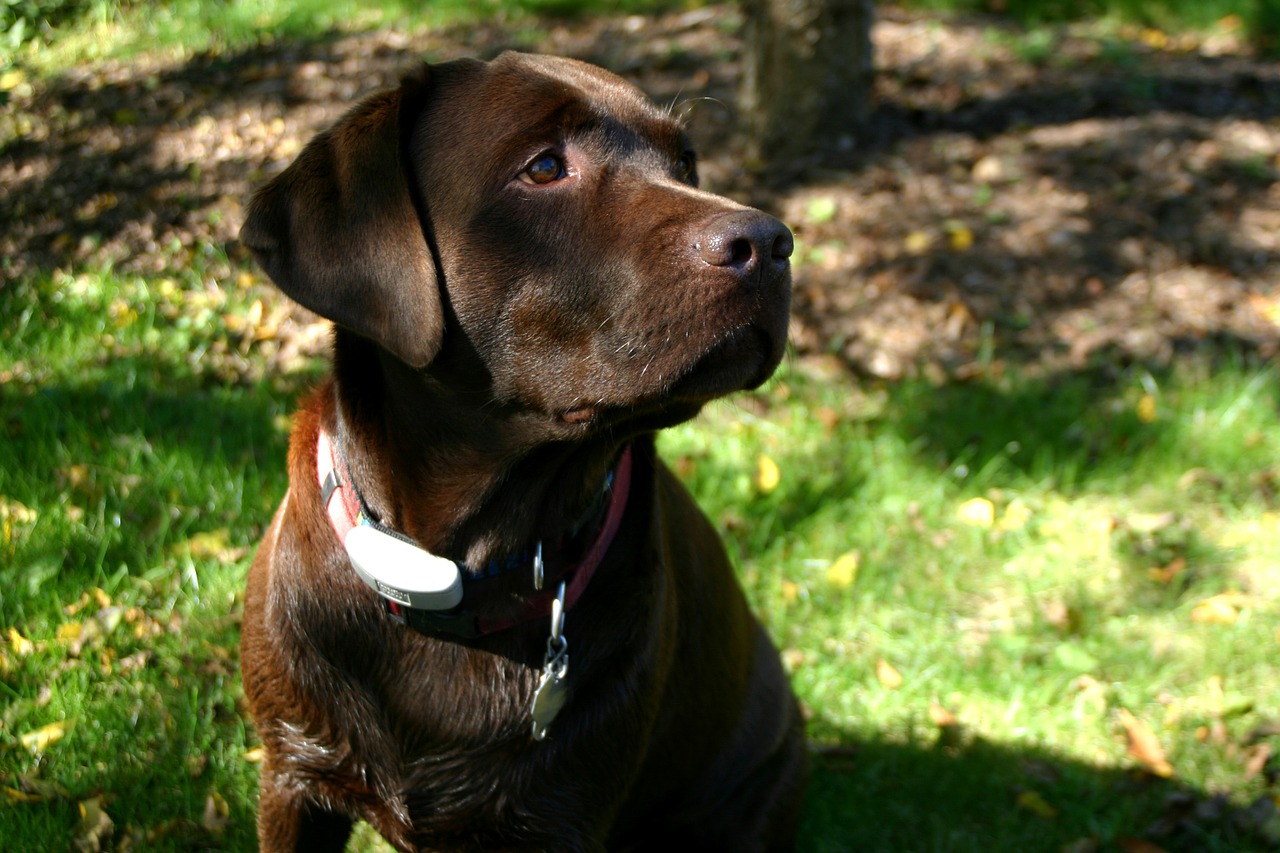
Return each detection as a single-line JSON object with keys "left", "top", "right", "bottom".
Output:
{"left": 554, "top": 323, "right": 782, "bottom": 429}
{"left": 666, "top": 324, "right": 781, "bottom": 399}
{"left": 559, "top": 405, "right": 601, "bottom": 425}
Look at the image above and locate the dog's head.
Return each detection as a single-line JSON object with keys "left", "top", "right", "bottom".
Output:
{"left": 242, "top": 52, "right": 791, "bottom": 437}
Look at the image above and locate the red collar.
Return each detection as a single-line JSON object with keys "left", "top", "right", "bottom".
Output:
{"left": 316, "top": 429, "right": 632, "bottom": 638}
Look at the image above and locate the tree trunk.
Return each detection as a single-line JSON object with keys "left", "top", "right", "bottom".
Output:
{"left": 740, "top": 0, "right": 875, "bottom": 170}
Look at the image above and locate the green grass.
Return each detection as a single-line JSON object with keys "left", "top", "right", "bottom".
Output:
{"left": 2, "top": 0, "right": 690, "bottom": 73}
{"left": 661, "top": 357, "right": 1280, "bottom": 850}
{"left": 3, "top": 255, "right": 1278, "bottom": 850}
{"left": 3, "top": 1, "right": 1280, "bottom": 850}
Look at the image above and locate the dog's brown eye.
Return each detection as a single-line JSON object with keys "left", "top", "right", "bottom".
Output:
{"left": 677, "top": 152, "right": 697, "bottom": 184}
{"left": 520, "top": 153, "right": 567, "bottom": 185}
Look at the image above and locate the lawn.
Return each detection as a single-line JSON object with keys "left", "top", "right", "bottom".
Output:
{"left": 2, "top": 2, "right": 1279, "bottom": 851}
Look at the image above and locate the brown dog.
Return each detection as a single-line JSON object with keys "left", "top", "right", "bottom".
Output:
{"left": 239, "top": 51, "right": 805, "bottom": 852}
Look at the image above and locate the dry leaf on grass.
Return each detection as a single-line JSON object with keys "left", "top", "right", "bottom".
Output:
{"left": 19, "top": 720, "right": 70, "bottom": 753}
{"left": 755, "top": 455, "right": 781, "bottom": 494}
{"left": 825, "top": 550, "right": 860, "bottom": 589}
{"left": 875, "top": 659, "right": 904, "bottom": 690}
{"left": 1117, "top": 708, "right": 1174, "bottom": 778}
{"left": 74, "top": 795, "right": 114, "bottom": 853}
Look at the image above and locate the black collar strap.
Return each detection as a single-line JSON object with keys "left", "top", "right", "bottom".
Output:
{"left": 316, "top": 429, "right": 633, "bottom": 639}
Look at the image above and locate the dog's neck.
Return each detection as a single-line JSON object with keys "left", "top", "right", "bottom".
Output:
{"left": 327, "top": 334, "right": 632, "bottom": 570}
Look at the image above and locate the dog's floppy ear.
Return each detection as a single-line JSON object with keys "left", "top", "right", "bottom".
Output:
{"left": 240, "top": 67, "right": 441, "bottom": 369}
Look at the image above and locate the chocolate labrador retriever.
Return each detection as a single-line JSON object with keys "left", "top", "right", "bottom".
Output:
{"left": 239, "top": 51, "right": 805, "bottom": 852}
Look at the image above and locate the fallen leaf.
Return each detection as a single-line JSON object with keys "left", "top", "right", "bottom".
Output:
{"left": 8, "top": 627, "right": 34, "bottom": 656}
{"left": 1242, "top": 743, "right": 1272, "bottom": 780}
{"left": 1190, "top": 592, "right": 1250, "bottom": 624}
{"left": 57, "top": 621, "right": 83, "bottom": 642}
{"left": 1137, "top": 394, "right": 1158, "bottom": 423}
{"left": 1248, "top": 291, "right": 1280, "bottom": 327}
{"left": 825, "top": 550, "right": 860, "bottom": 589}
{"left": 0, "top": 68, "right": 27, "bottom": 92}
{"left": 74, "top": 795, "right": 114, "bottom": 853}
{"left": 956, "top": 497, "right": 995, "bottom": 528}
{"left": 1117, "top": 708, "right": 1174, "bottom": 777}
{"left": 929, "top": 701, "right": 958, "bottom": 727}
{"left": 4, "top": 786, "right": 43, "bottom": 804}
{"left": 1016, "top": 789, "right": 1057, "bottom": 819}
{"left": 946, "top": 220, "right": 974, "bottom": 252}
{"left": 174, "top": 528, "right": 245, "bottom": 561}
{"left": 20, "top": 720, "right": 70, "bottom": 753}
{"left": 201, "top": 791, "right": 230, "bottom": 834}
{"left": 876, "top": 659, "right": 904, "bottom": 690}
{"left": 903, "top": 230, "right": 933, "bottom": 254}
{"left": 1147, "top": 556, "right": 1187, "bottom": 584}
{"left": 0, "top": 497, "right": 36, "bottom": 523}
{"left": 756, "top": 455, "right": 781, "bottom": 494}
{"left": 997, "top": 498, "right": 1032, "bottom": 532}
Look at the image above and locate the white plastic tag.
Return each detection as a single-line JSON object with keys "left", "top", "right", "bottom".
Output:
{"left": 343, "top": 523, "right": 463, "bottom": 611}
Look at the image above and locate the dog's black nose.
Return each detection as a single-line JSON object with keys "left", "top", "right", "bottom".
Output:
{"left": 696, "top": 211, "right": 793, "bottom": 280}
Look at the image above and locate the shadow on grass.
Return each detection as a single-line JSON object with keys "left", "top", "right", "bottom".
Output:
{"left": 801, "top": 726, "right": 1276, "bottom": 852}
{"left": 0, "top": 351, "right": 312, "bottom": 623}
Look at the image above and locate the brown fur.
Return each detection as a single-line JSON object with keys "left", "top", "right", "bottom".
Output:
{"left": 239, "top": 52, "right": 805, "bottom": 852}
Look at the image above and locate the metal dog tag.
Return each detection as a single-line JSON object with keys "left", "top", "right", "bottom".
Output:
{"left": 530, "top": 656, "right": 569, "bottom": 741}
{"left": 531, "top": 581, "right": 569, "bottom": 741}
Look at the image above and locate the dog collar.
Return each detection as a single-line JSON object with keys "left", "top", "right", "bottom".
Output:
{"left": 315, "top": 428, "right": 632, "bottom": 638}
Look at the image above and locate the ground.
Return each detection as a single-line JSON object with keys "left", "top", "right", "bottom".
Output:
{"left": 3, "top": 5, "right": 1278, "bottom": 380}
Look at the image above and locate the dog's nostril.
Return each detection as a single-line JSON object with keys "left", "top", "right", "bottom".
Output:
{"left": 772, "top": 230, "right": 794, "bottom": 262}
{"left": 728, "top": 237, "right": 755, "bottom": 267}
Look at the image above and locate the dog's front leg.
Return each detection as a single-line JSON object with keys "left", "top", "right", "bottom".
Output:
{"left": 256, "top": 766, "right": 355, "bottom": 853}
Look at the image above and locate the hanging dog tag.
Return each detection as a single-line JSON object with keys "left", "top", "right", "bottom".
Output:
{"left": 530, "top": 655, "right": 569, "bottom": 741}
{"left": 531, "top": 581, "right": 569, "bottom": 741}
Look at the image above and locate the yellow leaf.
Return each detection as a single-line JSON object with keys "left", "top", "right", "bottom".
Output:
{"left": 779, "top": 580, "right": 801, "bottom": 604}
{"left": 1016, "top": 789, "right": 1058, "bottom": 819}
{"left": 0, "top": 69, "right": 26, "bottom": 91}
{"left": 243, "top": 746, "right": 267, "bottom": 763}
{"left": 0, "top": 497, "right": 36, "bottom": 523}
{"left": 8, "top": 627, "right": 34, "bottom": 656}
{"left": 1190, "top": 592, "right": 1248, "bottom": 624}
{"left": 826, "top": 550, "right": 860, "bottom": 589}
{"left": 929, "top": 701, "right": 958, "bottom": 727}
{"left": 202, "top": 791, "right": 230, "bottom": 834}
{"left": 998, "top": 498, "right": 1033, "bottom": 532}
{"left": 957, "top": 497, "right": 996, "bottom": 528}
{"left": 57, "top": 622, "right": 83, "bottom": 642}
{"left": 1140, "top": 27, "right": 1169, "bottom": 49}
{"left": 20, "top": 721, "right": 69, "bottom": 753}
{"left": 946, "top": 221, "right": 974, "bottom": 252}
{"left": 1117, "top": 708, "right": 1174, "bottom": 777}
{"left": 756, "top": 455, "right": 781, "bottom": 494}
{"left": 1248, "top": 291, "right": 1280, "bottom": 327}
{"left": 875, "top": 659, "right": 904, "bottom": 690}
{"left": 904, "top": 230, "right": 933, "bottom": 255}
{"left": 77, "top": 795, "right": 114, "bottom": 850}
{"left": 4, "top": 786, "right": 43, "bottom": 804}
{"left": 173, "top": 528, "right": 247, "bottom": 561}
{"left": 1137, "top": 394, "right": 1158, "bottom": 423}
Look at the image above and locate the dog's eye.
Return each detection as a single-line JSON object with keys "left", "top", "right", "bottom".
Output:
{"left": 519, "top": 153, "right": 567, "bottom": 186}
{"left": 677, "top": 152, "right": 697, "bottom": 185}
